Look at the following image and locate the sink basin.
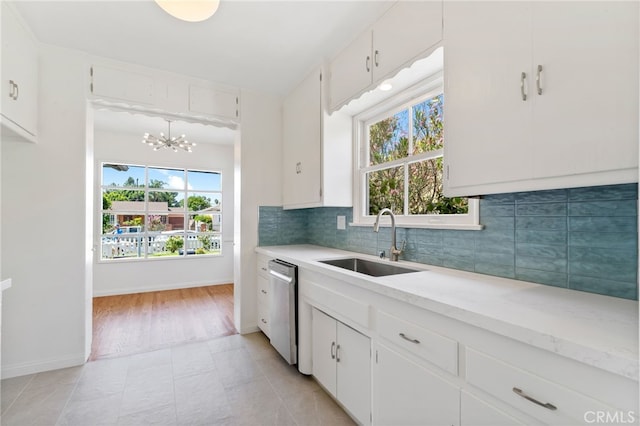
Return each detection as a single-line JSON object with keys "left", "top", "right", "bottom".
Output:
{"left": 319, "top": 257, "right": 421, "bottom": 277}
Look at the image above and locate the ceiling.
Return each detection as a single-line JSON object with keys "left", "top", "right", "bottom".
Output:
{"left": 13, "top": 0, "right": 395, "bottom": 97}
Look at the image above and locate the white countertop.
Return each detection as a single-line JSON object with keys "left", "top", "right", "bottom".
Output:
{"left": 256, "top": 244, "right": 639, "bottom": 381}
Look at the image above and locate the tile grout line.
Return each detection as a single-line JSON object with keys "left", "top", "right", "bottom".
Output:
{"left": 1, "top": 374, "right": 36, "bottom": 418}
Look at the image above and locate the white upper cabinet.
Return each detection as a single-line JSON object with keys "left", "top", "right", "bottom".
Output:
{"left": 329, "top": 1, "right": 443, "bottom": 111}
{"left": 90, "top": 63, "right": 240, "bottom": 123}
{"left": 443, "top": 1, "right": 639, "bottom": 197}
{"left": 188, "top": 85, "right": 238, "bottom": 120}
{"left": 1, "top": 2, "right": 38, "bottom": 143}
{"left": 91, "top": 65, "right": 155, "bottom": 106}
{"left": 282, "top": 67, "right": 352, "bottom": 209}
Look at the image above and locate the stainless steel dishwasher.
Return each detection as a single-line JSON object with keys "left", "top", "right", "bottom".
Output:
{"left": 268, "top": 259, "right": 297, "bottom": 365}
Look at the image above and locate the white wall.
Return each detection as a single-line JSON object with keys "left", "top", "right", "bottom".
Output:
{"left": 92, "top": 127, "right": 235, "bottom": 296}
{"left": 0, "top": 41, "right": 284, "bottom": 377}
{"left": 1, "top": 46, "right": 89, "bottom": 378}
{"left": 234, "top": 90, "right": 283, "bottom": 334}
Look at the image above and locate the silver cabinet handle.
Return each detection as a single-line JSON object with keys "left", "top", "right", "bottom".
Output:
{"left": 261, "top": 318, "right": 267, "bottom": 324}
{"left": 399, "top": 333, "right": 420, "bottom": 344}
{"left": 336, "top": 344, "right": 341, "bottom": 362}
{"left": 260, "top": 289, "right": 267, "bottom": 294}
{"left": 512, "top": 387, "right": 557, "bottom": 411}
{"left": 366, "top": 55, "right": 371, "bottom": 72}
{"left": 260, "top": 267, "right": 267, "bottom": 271}
{"left": 520, "top": 72, "right": 527, "bottom": 101}
{"left": 536, "top": 65, "right": 543, "bottom": 95}
{"left": 374, "top": 50, "right": 379, "bottom": 67}
{"left": 331, "top": 341, "right": 336, "bottom": 360}
{"left": 14, "top": 82, "right": 18, "bottom": 100}
{"left": 8, "top": 80, "right": 16, "bottom": 100}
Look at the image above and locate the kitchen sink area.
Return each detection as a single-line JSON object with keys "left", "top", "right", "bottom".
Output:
{"left": 319, "top": 257, "right": 422, "bottom": 277}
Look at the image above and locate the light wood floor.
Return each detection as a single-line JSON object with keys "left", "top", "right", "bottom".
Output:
{"left": 90, "top": 284, "right": 236, "bottom": 361}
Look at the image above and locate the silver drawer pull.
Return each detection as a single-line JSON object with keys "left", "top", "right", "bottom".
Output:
{"left": 261, "top": 318, "right": 267, "bottom": 324}
{"left": 520, "top": 72, "right": 527, "bottom": 101}
{"left": 331, "top": 341, "right": 336, "bottom": 360}
{"left": 399, "top": 333, "right": 420, "bottom": 344}
{"left": 512, "top": 387, "right": 557, "bottom": 411}
{"left": 261, "top": 289, "right": 267, "bottom": 294}
{"left": 261, "top": 267, "right": 267, "bottom": 271}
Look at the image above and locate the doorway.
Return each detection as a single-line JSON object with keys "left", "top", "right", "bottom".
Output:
{"left": 89, "top": 108, "right": 237, "bottom": 360}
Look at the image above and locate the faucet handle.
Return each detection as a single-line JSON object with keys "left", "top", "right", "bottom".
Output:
{"left": 378, "top": 250, "right": 386, "bottom": 259}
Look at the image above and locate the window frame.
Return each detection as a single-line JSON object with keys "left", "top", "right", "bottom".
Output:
{"left": 351, "top": 73, "right": 481, "bottom": 230}
{"left": 98, "top": 162, "right": 224, "bottom": 262}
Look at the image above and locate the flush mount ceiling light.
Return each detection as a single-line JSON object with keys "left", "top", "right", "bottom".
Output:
{"left": 142, "top": 120, "right": 195, "bottom": 153}
{"left": 154, "top": 0, "right": 220, "bottom": 22}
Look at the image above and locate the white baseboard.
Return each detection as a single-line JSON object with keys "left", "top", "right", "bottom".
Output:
{"left": 2, "top": 352, "right": 86, "bottom": 379}
{"left": 93, "top": 278, "right": 234, "bottom": 297}
{"left": 240, "top": 325, "right": 260, "bottom": 335}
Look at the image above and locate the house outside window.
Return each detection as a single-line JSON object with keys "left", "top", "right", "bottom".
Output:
{"left": 353, "top": 74, "right": 479, "bottom": 228}
{"left": 100, "top": 163, "right": 222, "bottom": 261}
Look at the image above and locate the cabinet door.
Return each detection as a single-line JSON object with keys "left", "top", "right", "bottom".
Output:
{"left": 329, "top": 30, "right": 373, "bottom": 111}
{"left": 531, "top": 1, "right": 639, "bottom": 179}
{"left": 443, "top": 1, "right": 533, "bottom": 196}
{"left": 373, "top": 343, "right": 459, "bottom": 426}
{"left": 372, "top": 1, "right": 442, "bottom": 81}
{"left": 461, "top": 391, "right": 525, "bottom": 426}
{"left": 1, "top": 3, "right": 38, "bottom": 139}
{"left": 257, "top": 274, "right": 270, "bottom": 337}
{"left": 91, "top": 65, "right": 155, "bottom": 106}
{"left": 189, "top": 85, "right": 238, "bottom": 120}
{"left": 282, "top": 69, "right": 322, "bottom": 208}
{"left": 311, "top": 308, "right": 337, "bottom": 397}
{"left": 336, "top": 322, "right": 371, "bottom": 425}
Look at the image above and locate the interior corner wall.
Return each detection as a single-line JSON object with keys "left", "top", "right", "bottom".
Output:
{"left": 234, "top": 89, "right": 282, "bottom": 334}
{"left": 1, "top": 45, "right": 89, "bottom": 378}
{"left": 92, "top": 127, "right": 235, "bottom": 296}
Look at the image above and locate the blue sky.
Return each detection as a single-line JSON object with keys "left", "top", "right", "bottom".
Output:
{"left": 102, "top": 164, "right": 221, "bottom": 192}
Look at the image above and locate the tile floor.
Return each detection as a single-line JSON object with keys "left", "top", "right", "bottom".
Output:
{"left": 1, "top": 332, "right": 355, "bottom": 426}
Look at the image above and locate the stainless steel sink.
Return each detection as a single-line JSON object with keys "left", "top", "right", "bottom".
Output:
{"left": 319, "top": 257, "right": 421, "bottom": 277}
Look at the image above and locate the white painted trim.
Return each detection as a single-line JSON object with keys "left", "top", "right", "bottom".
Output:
{"left": 240, "top": 325, "right": 260, "bottom": 335}
{"left": 93, "top": 278, "right": 233, "bottom": 297}
{"left": 348, "top": 222, "right": 483, "bottom": 231}
{"left": 2, "top": 353, "right": 86, "bottom": 380}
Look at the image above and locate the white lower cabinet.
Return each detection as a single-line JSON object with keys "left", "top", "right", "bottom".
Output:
{"left": 312, "top": 307, "right": 371, "bottom": 425}
{"left": 460, "top": 391, "right": 525, "bottom": 426}
{"left": 256, "top": 255, "right": 270, "bottom": 337}
{"left": 373, "top": 342, "right": 460, "bottom": 426}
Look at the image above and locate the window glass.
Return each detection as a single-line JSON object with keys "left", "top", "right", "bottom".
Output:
{"left": 148, "top": 167, "right": 185, "bottom": 190}
{"left": 100, "top": 163, "right": 222, "bottom": 261}
{"left": 187, "top": 170, "right": 221, "bottom": 191}
{"left": 102, "top": 164, "right": 145, "bottom": 188}
{"left": 369, "top": 109, "right": 409, "bottom": 166}
{"left": 367, "top": 166, "right": 405, "bottom": 216}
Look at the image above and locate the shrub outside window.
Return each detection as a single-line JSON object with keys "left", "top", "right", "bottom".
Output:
{"left": 100, "top": 163, "right": 222, "bottom": 260}
{"left": 354, "top": 77, "right": 479, "bottom": 229}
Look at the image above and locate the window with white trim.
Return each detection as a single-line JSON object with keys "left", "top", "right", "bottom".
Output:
{"left": 100, "top": 163, "right": 222, "bottom": 261}
{"left": 353, "top": 76, "right": 479, "bottom": 229}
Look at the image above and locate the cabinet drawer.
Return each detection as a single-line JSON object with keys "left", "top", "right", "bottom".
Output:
{"left": 257, "top": 301, "right": 270, "bottom": 338}
{"left": 466, "top": 348, "right": 618, "bottom": 425}
{"left": 257, "top": 255, "right": 269, "bottom": 277}
{"left": 377, "top": 310, "right": 458, "bottom": 376}
{"left": 306, "top": 281, "right": 369, "bottom": 329}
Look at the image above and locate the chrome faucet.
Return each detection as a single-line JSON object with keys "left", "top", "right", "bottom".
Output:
{"left": 373, "top": 208, "right": 403, "bottom": 261}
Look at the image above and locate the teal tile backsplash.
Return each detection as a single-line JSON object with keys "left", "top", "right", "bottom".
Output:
{"left": 258, "top": 183, "right": 638, "bottom": 300}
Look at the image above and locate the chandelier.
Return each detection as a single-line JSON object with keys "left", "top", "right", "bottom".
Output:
{"left": 142, "top": 120, "right": 195, "bottom": 152}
